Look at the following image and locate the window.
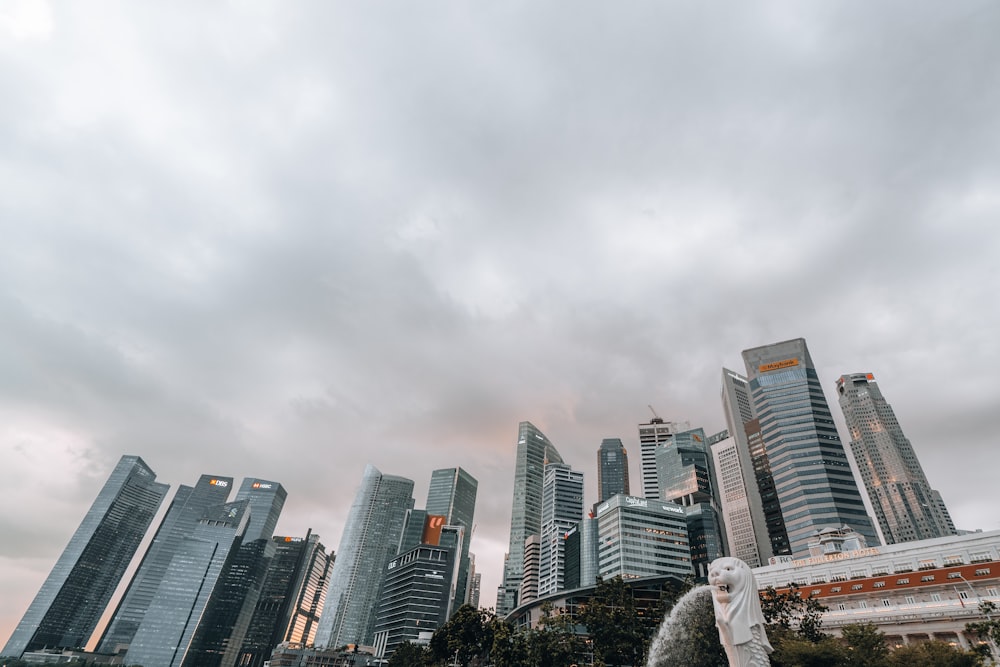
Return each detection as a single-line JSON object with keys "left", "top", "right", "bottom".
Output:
{"left": 971, "top": 552, "right": 993, "bottom": 564}
{"left": 851, "top": 569, "right": 867, "bottom": 579}
{"left": 896, "top": 578, "right": 910, "bottom": 585}
{"left": 873, "top": 581, "right": 886, "bottom": 588}
{"left": 921, "top": 575, "right": 935, "bottom": 582}
{"left": 930, "top": 593, "right": 942, "bottom": 602}
{"left": 987, "top": 588, "right": 998, "bottom": 597}
{"left": 959, "top": 590, "right": 970, "bottom": 600}
{"left": 858, "top": 600, "right": 868, "bottom": 608}
{"left": 976, "top": 568, "right": 992, "bottom": 576}
{"left": 852, "top": 584, "right": 864, "bottom": 591}
{"left": 837, "top": 603, "right": 847, "bottom": 611}
{"left": 830, "top": 586, "right": 842, "bottom": 593}
{"left": 905, "top": 596, "right": 916, "bottom": 604}
{"left": 944, "top": 555, "right": 964, "bottom": 566}
{"left": 948, "top": 572, "right": 962, "bottom": 579}
{"left": 882, "top": 599, "right": 892, "bottom": 607}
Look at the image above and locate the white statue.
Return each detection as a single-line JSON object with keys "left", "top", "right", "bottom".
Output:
{"left": 708, "top": 557, "right": 773, "bottom": 667}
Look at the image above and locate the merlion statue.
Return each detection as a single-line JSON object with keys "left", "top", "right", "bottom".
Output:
{"left": 708, "top": 557, "right": 773, "bottom": 667}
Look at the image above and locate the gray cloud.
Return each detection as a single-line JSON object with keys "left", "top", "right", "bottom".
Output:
{"left": 2, "top": 0, "right": 999, "bottom": 643}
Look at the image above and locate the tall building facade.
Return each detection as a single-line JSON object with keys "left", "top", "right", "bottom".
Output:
{"left": 742, "top": 338, "right": 878, "bottom": 556}
{"left": 234, "top": 478, "right": 288, "bottom": 543}
{"left": 836, "top": 373, "right": 956, "bottom": 544}
{"left": 497, "top": 422, "right": 564, "bottom": 615}
{"left": 425, "top": 467, "right": 478, "bottom": 610}
{"left": 314, "top": 465, "right": 414, "bottom": 649}
{"left": 537, "top": 463, "right": 584, "bottom": 597}
{"left": 656, "top": 427, "right": 726, "bottom": 578}
{"left": 594, "top": 494, "right": 690, "bottom": 580}
{"left": 236, "top": 532, "right": 332, "bottom": 667}
{"left": 597, "top": 438, "right": 630, "bottom": 503}
{"left": 125, "top": 500, "right": 251, "bottom": 667}
{"left": 3, "top": 455, "right": 168, "bottom": 658}
{"left": 638, "top": 418, "right": 689, "bottom": 499}
{"left": 98, "top": 474, "right": 233, "bottom": 654}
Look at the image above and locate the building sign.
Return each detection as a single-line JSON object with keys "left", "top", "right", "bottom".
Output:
{"left": 422, "top": 514, "right": 447, "bottom": 546}
{"left": 252, "top": 482, "right": 273, "bottom": 489}
{"left": 210, "top": 479, "right": 228, "bottom": 487}
{"left": 625, "top": 496, "right": 648, "bottom": 508}
{"left": 759, "top": 358, "right": 799, "bottom": 373}
{"left": 790, "top": 547, "right": 881, "bottom": 567}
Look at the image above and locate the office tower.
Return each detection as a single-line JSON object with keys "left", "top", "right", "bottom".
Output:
{"left": 742, "top": 338, "right": 878, "bottom": 556}
{"left": 538, "top": 462, "right": 584, "bottom": 597}
{"left": 656, "top": 426, "right": 726, "bottom": 578}
{"left": 235, "top": 532, "right": 332, "bottom": 667}
{"left": 372, "top": 542, "right": 457, "bottom": 659}
{"left": 597, "top": 438, "right": 630, "bottom": 503}
{"left": 314, "top": 465, "right": 414, "bottom": 648}
{"left": 125, "top": 500, "right": 251, "bottom": 667}
{"left": 497, "top": 421, "right": 564, "bottom": 615}
{"left": 519, "top": 535, "right": 541, "bottom": 604}
{"left": 638, "top": 417, "right": 689, "bottom": 499}
{"left": 836, "top": 373, "right": 956, "bottom": 544}
{"left": 594, "top": 494, "right": 690, "bottom": 580}
{"left": 563, "top": 515, "right": 598, "bottom": 590}
{"left": 717, "top": 368, "right": 777, "bottom": 565}
{"left": 467, "top": 558, "right": 481, "bottom": 609}
{"left": 99, "top": 474, "right": 233, "bottom": 654}
{"left": 3, "top": 455, "right": 168, "bottom": 659}
{"left": 425, "top": 468, "right": 478, "bottom": 609}
{"left": 235, "top": 478, "right": 287, "bottom": 543}
{"left": 398, "top": 509, "right": 430, "bottom": 555}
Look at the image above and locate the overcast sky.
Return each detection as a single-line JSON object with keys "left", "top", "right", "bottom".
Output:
{"left": 2, "top": 0, "right": 999, "bottom": 647}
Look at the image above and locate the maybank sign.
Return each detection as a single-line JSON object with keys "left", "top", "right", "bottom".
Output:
{"left": 759, "top": 358, "right": 799, "bottom": 373}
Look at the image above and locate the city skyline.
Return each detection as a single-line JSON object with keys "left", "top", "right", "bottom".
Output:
{"left": 2, "top": 1, "right": 999, "bottom": 649}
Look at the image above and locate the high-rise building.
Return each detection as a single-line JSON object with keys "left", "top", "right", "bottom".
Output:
{"left": 538, "top": 462, "right": 584, "bottom": 597}
{"left": 125, "top": 500, "right": 251, "bottom": 667}
{"left": 715, "top": 368, "right": 776, "bottom": 566}
{"left": 372, "top": 542, "right": 457, "bottom": 659}
{"left": 314, "top": 465, "right": 414, "bottom": 649}
{"left": 656, "top": 427, "right": 726, "bottom": 578}
{"left": 235, "top": 478, "right": 287, "bottom": 543}
{"left": 836, "top": 373, "right": 956, "bottom": 544}
{"left": 742, "top": 338, "right": 878, "bottom": 556}
{"left": 235, "top": 532, "right": 332, "bottom": 667}
{"left": 594, "top": 494, "right": 690, "bottom": 580}
{"left": 563, "top": 516, "right": 598, "bottom": 591}
{"left": 98, "top": 474, "right": 233, "bottom": 654}
{"left": 497, "top": 422, "right": 564, "bottom": 615}
{"left": 425, "top": 468, "right": 478, "bottom": 610}
{"left": 518, "top": 535, "right": 541, "bottom": 605}
{"left": 3, "top": 455, "right": 168, "bottom": 658}
{"left": 638, "top": 417, "right": 689, "bottom": 499}
{"left": 467, "top": 556, "right": 481, "bottom": 609}
{"left": 597, "top": 438, "right": 630, "bottom": 503}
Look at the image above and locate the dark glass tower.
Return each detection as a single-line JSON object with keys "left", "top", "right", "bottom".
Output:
{"left": 314, "top": 465, "right": 414, "bottom": 648}
{"left": 234, "top": 478, "right": 287, "bottom": 543}
{"left": 497, "top": 421, "right": 563, "bottom": 615}
{"left": 125, "top": 501, "right": 251, "bottom": 667}
{"left": 2, "top": 455, "right": 168, "bottom": 658}
{"left": 98, "top": 474, "right": 233, "bottom": 654}
{"left": 742, "top": 338, "right": 879, "bottom": 556}
{"left": 235, "top": 532, "right": 332, "bottom": 667}
{"left": 597, "top": 438, "right": 630, "bottom": 503}
{"left": 836, "top": 372, "right": 956, "bottom": 544}
{"left": 425, "top": 467, "right": 477, "bottom": 611}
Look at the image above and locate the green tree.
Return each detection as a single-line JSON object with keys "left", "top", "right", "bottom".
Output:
{"left": 389, "top": 640, "right": 428, "bottom": 667}
{"left": 760, "top": 584, "right": 828, "bottom": 642}
{"left": 888, "top": 640, "right": 984, "bottom": 667}
{"left": 577, "top": 576, "right": 647, "bottom": 666}
{"left": 490, "top": 617, "right": 530, "bottom": 667}
{"left": 525, "top": 602, "right": 585, "bottom": 667}
{"left": 840, "top": 622, "right": 890, "bottom": 667}
{"left": 966, "top": 599, "right": 1000, "bottom": 657}
{"left": 770, "top": 635, "right": 846, "bottom": 667}
{"left": 427, "top": 604, "right": 496, "bottom": 666}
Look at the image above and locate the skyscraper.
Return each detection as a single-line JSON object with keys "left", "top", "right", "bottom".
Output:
{"left": 656, "top": 426, "right": 726, "bottom": 578}
{"left": 497, "top": 421, "right": 564, "bottom": 616}
{"left": 235, "top": 532, "right": 332, "bottom": 667}
{"left": 638, "top": 417, "right": 689, "bottom": 499}
{"left": 234, "top": 478, "right": 288, "bottom": 543}
{"left": 836, "top": 372, "right": 956, "bottom": 544}
{"left": 314, "top": 465, "right": 414, "bottom": 649}
{"left": 597, "top": 438, "right": 630, "bottom": 503}
{"left": 425, "top": 467, "right": 478, "bottom": 610}
{"left": 98, "top": 474, "right": 233, "bottom": 654}
{"left": 594, "top": 494, "right": 690, "bottom": 580}
{"left": 3, "top": 455, "right": 168, "bottom": 658}
{"left": 538, "top": 462, "right": 584, "bottom": 597}
{"left": 742, "top": 338, "right": 878, "bottom": 556}
{"left": 125, "top": 500, "right": 251, "bottom": 667}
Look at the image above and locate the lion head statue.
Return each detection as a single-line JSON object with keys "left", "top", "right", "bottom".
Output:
{"left": 708, "top": 556, "right": 772, "bottom": 653}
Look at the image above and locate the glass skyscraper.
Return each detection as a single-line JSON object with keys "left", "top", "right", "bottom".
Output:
{"left": 597, "top": 438, "right": 630, "bottom": 503}
{"left": 234, "top": 478, "right": 287, "bottom": 543}
{"left": 98, "top": 474, "right": 233, "bottom": 654}
{"left": 538, "top": 462, "right": 583, "bottom": 597}
{"left": 497, "top": 421, "right": 563, "bottom": 615}
{"left": 124, "top": 500, "right": 251, "bottom": 667}
{"left": 3, "top": 455, "right": 168, "bottom": 658}
{"left": 742, "top": 338, "right": 879, "bottom": 556}
{"left": 314, "top": 465, "right": 414, "bottom": 649}
{"left": 425, "top": 467, "right": 478, "bottom": 611}
{"left": 836, "top": 372, "right": 956, "bottom": 544}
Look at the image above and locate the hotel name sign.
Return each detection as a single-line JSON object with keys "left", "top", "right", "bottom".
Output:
{"left": 771, "top": 547, "right": 882, "bottom": 568}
